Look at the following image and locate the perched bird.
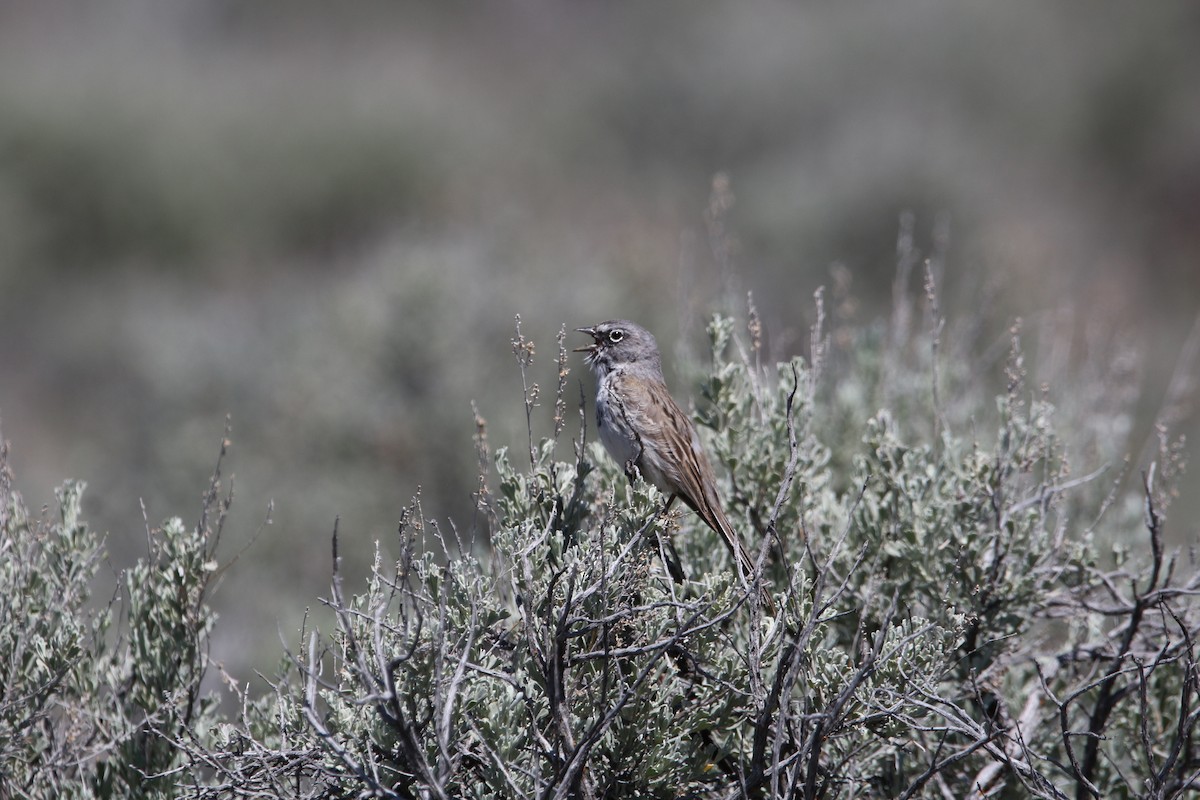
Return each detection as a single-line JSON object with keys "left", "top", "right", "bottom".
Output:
{"left": 575, "top": 320, "right": 758, "bottom": 586}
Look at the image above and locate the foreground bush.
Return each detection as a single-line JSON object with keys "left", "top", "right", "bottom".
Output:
{"left": 2, "top": 274, "right": 1197, "bottom": 798}
{"left": 0, "top": 437, "right": 228, "bottom": 799}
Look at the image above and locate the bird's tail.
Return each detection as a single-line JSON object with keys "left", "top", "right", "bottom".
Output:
{"left": 710, "top": 507, "right": 775, "bottom": 614}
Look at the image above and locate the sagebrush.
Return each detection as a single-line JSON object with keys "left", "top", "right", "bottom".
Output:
{"left": 1, "top": 271, "right": 1197, "bottom": 799}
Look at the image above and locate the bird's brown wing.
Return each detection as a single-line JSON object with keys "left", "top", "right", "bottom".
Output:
{"left": 620, "top": 373, "right": 756, "bottom": 583}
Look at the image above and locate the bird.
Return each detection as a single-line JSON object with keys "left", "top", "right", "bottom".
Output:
{"left": 575, "top": 319, "right": 759, "bottom": 590}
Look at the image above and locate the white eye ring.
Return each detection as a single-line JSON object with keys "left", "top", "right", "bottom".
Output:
{"left": 609, "top": 329, "right": 624, "bottom": 343}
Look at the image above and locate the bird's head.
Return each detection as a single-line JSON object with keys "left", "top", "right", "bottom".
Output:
{"left": 574, "top": 320, "right": 661, "bottom": 375}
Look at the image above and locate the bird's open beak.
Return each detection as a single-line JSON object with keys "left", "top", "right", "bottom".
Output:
{"left": 573, "top": 326, "right": 599, "bottom": 353}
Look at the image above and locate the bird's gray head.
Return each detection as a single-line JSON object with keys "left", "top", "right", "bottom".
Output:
{"left": 574, "top": 320, "right": 663, "bottom": 376}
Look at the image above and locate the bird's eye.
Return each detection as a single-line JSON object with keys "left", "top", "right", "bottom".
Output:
{"left": 608, "top": 329, "right": 624, "bottom": 343}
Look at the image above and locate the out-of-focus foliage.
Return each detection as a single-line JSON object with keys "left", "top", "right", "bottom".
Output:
{"left": 1, "top": 0, "right": 1197, "bottom": 707}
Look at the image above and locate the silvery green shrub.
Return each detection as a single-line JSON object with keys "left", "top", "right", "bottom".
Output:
{"left": 0, "top": 439, "right": 228, "bottom": 799}
{"left": 2, "top": 283, "right": 1196, "bottom": 798}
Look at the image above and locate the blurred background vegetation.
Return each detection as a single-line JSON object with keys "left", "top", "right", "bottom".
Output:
{"left": 0, "top": 1, "right": 1197, "bottom": 685}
